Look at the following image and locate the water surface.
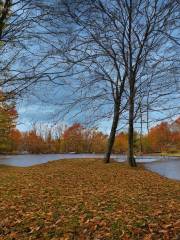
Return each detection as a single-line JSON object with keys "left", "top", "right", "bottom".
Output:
{"left": 0, "top": 153, "right": 167, "bottom": 167}
{"left": 144, "top": 159, "right": 180, "bottom": 180}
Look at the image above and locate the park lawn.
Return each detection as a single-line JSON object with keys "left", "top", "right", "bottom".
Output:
{"left": 0, "top": 159, "right": 179, "bottom": 240}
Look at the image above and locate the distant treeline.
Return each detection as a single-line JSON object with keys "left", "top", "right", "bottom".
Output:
{"left": 1, "top": 113, "right": 179, "bottom": 154}
{"left": 0, "top": 91, "right": 179, "bottom": 154}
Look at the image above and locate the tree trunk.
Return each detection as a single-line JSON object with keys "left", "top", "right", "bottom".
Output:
{"left": 127, "top": 0, "right": 136, "bottom": 167}
{"left": 105, "top": 103, "right": 119, "bottom": 163}
{"left": 0, "top": 0, "right": 11, "bottom": 39}
{"left": 128, "top": 94, "right": 137, "bottom": 167}
{"left": 140, "top": 103, "right": 143, "bottom": 155}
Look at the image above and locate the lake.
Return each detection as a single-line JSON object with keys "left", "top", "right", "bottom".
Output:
{"left": 0, "top": 153, "right": 179, "bottom": 180}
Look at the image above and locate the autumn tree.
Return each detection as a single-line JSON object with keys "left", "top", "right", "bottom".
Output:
{"left": 22, "top": 129, "right": 45, "bottom": 154}
{"left": 61, "top": 124, "right": 85, "bottom": 153}
{"left": 89, "top": 130, "right": 107, "bottom": 153}
{"left": 0, "top": 92, "right": 18, "bottom": 152}
{"left": 9, "top": 128, "right": 22, "bottom": 152}
{"left": 58, "top": 123, "right": 107, "bottom": 153}
{"left": 149, "top": 122, "right": 171, "bottom": 153}
{"left": 170, "top": 118, "right": 180, "bottom": 152}
{"left": 113, "top": 132, "right": 128, "bottom": 154}
{"left": 146, "top": 118, "right": 180, "bottom": 154}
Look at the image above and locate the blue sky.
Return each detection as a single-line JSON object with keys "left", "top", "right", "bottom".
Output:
{"left": 13, "top": 0, "right": 180, "bottom": 134}
{"left": 16, "top": 92, "right": 113, "bottom": 134}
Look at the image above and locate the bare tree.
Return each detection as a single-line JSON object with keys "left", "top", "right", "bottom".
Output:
{"left": 30, "top": 0, "right": 131, "bottom": 163}
{"left": 121, "top": 0, "right": 179, "bottom": 166}
{"left": 30, "top": 0, "right": 179, "bottom": 166}
{"left": 0, "top": 0, "right": 50, "bottom": 104}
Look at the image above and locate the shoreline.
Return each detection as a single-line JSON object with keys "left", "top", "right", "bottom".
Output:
{"left": 0, "top": 152, "right": 180, "bottom": 157}
{"left": 0, "top": 157, "right": 180, "bottom": 181}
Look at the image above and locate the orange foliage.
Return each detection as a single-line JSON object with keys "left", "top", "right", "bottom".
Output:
{"left": 90, "top": 130, "right": 107, "bottom": 153}
{"left": 61, "top": 123, "right": 85, "bottom": 153}
{"left": 148, "top": 122, "right": 171, "bottom": 152}
{"left": 61, "top": 124, "right": 107, "bottom": 153}
{"left": 9, "top": 129, "right": 22, "bottom": 152}
{"left": 2, "top": 115, "right": 180, "bottom": 154}
{"left": 143, "top": 118, "right": 180, "bottom": 153}
{"left": 113, "top": 132, "right": 128, "bottom": 153}
{"left": 0, "top": 97, "right": 18, "bottom": 152}
{"left": 22, "top": 130, "right": 45, "bottom": 154}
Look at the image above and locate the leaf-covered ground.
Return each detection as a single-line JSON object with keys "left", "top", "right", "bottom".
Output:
{"left": 0, "top": 159, "right": 179, "bottom": 240}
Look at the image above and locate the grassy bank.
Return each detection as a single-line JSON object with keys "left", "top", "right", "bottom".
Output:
{"left": 160, "top": 153, "right": 180, "bottom": 157}
{"left": 0, "top": 159, "right": 179, "bottom": 240}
